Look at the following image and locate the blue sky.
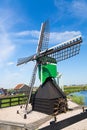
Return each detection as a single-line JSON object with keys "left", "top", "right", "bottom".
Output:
{"left": 0, "top": 0, "right": 87, "bottom": 88}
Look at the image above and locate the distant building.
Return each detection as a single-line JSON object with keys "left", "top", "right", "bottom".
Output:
{"left": 0, "top": 88, "right": 7, "bottom": 96}
{"left": 14, "top": 84, "right": 30, "bottom": 94}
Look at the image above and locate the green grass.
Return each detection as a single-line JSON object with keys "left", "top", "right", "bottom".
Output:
{"left": 0, "top": 95, "right": 28, "bottom": 108}
{"left": 68, "top": 95, "right": 84, "bottom": 105}
{"left": 64, "top": 85, "right": 87, "bottom": 95}
{"left": 64, "top": 85, "right": 86, "bottom": 105}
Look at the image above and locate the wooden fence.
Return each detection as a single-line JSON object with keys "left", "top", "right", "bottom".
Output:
{"left": 0, "top": 95, "right": 28, "bottom": 108}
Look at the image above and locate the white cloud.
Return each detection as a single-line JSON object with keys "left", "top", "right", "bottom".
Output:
{"left": 72, "top": 0, "right": 87, "bottom": 19}
{"left": 0, "top": 8, "right": 15, "bottom": 65}
{"left": 54, "top": 0, "right": 71, "bottom": 19}
{"left": 11, "top": 30, "right": 39, "bottom": 45}
{"left": 0, "top": 25, "right": 15, "bottom": 64}
{"left": 7, "top": 62, "right": 15, "bottom": 66}
{"left": 15, "top": 30, "right": 39, "bottom": 38}
{"left": 54, "top": 0, "right": 69, "bottom": 11}
{"left": 12, "top": 30, "right": 81, "bottom": 45}
{"left": 50, "top": 31, "right": 81, "bottom": 43}
{"left": 54, "top": 0, "right": 87, "bottom": 19}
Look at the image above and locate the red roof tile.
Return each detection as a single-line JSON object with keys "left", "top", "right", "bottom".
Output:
{"left": 14, "top": 84, "right": 24, "bottom": 90}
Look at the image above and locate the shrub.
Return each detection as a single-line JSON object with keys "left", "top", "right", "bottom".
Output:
{"left": 70, "top": 95, "right": 84, "bottom": 105}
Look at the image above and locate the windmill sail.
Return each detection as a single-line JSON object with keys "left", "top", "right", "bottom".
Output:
{"left": 37, "top": 20, "right": 49, "bottom": 53}
{"left": 17, "top": 54, "right": 35, "bottom": 66}
{"left": 25, "top": 63, "right": 37, "bottom": 110}
{"left": 38, "top": 35, "right": 82, "bottom": 62}
{"left": 17, "top": 20, "right": 50, "bottom": 66}
{"left": 17, "top": 35, "right": 82, "bottom": 66}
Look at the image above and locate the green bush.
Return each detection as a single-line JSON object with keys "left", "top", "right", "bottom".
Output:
{"left": 64, "top": 85, "right": 87, "bottom": 95}
{"left": 70, "top": 95, "right": 84, "bottom": 105}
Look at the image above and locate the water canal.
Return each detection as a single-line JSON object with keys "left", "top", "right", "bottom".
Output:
{"left": 70, "top": 90, "right": 87, "bottom": 106}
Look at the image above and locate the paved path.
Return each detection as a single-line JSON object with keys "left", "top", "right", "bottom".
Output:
{"left": 0, "top": 101, "right": 87, "bottom": 130}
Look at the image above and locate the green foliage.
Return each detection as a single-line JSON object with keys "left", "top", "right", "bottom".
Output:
{"left": 64, "top": 85, "right": 87, "bottom": 95}
{"left": 68, "top": 95, "right": 84, "bottom": 105}
{"left": 64, "top": 85, "right": 86, "bottom": 105}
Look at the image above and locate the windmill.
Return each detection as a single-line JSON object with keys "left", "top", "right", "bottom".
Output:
{"left": 17, "top": 20, "right": 82, "bottom": 117}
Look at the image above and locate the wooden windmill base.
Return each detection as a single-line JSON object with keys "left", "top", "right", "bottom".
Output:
{"left": 32, "top": 78, "right": 68, "bottom": 116}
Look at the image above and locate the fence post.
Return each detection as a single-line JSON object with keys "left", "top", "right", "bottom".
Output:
{"left": 9, "top": 98, "right": 11, "bottom": 107}
{"left": 0, "top": 99, "right": 1, "bottom": 108}
{"left": 18, "top": 97, "right": 20, "bottom": 105}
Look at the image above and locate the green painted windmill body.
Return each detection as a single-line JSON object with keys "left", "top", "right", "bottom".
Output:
{"left": 37, "top": 56, "right": 58, "bottom": 84}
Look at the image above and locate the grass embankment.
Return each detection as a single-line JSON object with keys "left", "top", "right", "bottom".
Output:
{"left": 64, "top": 85, "right": 87, "bottom": 95}
{"left": 68, "top": 95, "right": 84, "bottom": 105}
{"left": 64, "top": 85, "right": 87, "bottom": 105}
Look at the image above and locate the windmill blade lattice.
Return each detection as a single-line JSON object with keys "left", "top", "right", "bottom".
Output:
{"left": 17, "top": 20, "right": 50, "bottom": 66}
{"left": 38, "top": 35, "right": 82, "bottom": 62}
{"left": 37, "top": 20, "right": 50, "bottom": 53}
{"left": 25, "top": 63, "right": 38, "bottom": 110}
{"left": 17, "top": 54, "right": 35, "bottom": 66}
{"left": 48, "top": 36, "right": 82, "bottom": 62}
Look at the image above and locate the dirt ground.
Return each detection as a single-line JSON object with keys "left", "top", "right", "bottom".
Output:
{"left": 0, "top": 100, "right": 87, "bottom": 130}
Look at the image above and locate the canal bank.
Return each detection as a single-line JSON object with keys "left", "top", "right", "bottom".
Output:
{"left": 69, "top": 90, "right": 87, "bottom": 106}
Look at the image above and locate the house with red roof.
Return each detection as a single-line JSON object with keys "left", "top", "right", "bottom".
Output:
{"left": 14, "top": 84, "right": 30, "bottom": 94}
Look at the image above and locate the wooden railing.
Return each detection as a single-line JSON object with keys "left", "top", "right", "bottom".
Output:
{"left": 0, "top": 95, "right": 28, "bottom": 108}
